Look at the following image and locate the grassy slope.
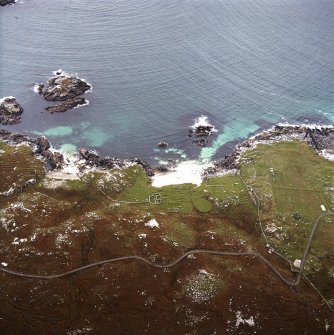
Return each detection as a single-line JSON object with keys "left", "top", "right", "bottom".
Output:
{"left": 0, "top": 142, "right": 44, "bottom": 193}
{"left": 1, "top": 140, "right": 333, "bottom": 306}
{"left": 239, "top": 141, "right": 334, "bottom": 304}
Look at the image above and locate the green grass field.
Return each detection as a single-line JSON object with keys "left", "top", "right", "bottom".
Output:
{"left": 240, "top": 141, "right": 334, "bottom": 262}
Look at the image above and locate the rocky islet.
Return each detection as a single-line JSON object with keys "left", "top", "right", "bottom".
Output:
{"left": 37, "top": 73, "right": 91, "bottom": 113}
{"left": 189, "top": 117, "right": 216, "bottom": 147}
{"left": 0, "top": 97, "right": 24, "bottom": 125}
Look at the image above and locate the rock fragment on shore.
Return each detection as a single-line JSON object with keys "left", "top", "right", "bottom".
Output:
{"left": 78, "top": 148, "right": 155, "bottom": 176}
{"left": 0, "top": 97, "right": 23, "bottom": 125}
{"left": 78, "top": 148, "right": 125, "bottom": 170}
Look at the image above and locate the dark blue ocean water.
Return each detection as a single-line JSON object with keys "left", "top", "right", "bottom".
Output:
{"left": 1, "top": 0, "right": 334, "bottom": 163}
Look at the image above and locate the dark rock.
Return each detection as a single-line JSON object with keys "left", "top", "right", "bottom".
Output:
{"left": 0, "top": 0, "right": 16, "bottom": 6}
{"left": 214, "top": 154, "right": 238, "bottom": 170}
{"left": 155, "top": 166, "right": 169, "bottom": 173}
{"left": 35, "top": 136, "right": 50, "bottom": 153}
{"left": 321, "top": 127, "right": 329, "bottom": 136}
{"left": 36, "top": 84, "right": 44, "bottom": 95}
{"left": 304, "top": 128, "right": 320, "bottom": 150}
{"left": 53, "top": 152, "right": 64, "bottom": 166}
{"left": 8, "top": 133, "right": 31, "bottom": 144}
{"left": 293, "top": 212, "right": 301, "bottom": 220}
{"left": 41, "top": 150, "right": 64, "bottom": 170}
{"left": 79, "top": 148, "right": 100, "bottom": 163}
{"left": 98, "top": 157, "right": 123, "bottom": 169}
{"left": 0, "top": 97, "right": 23, "bottom": 125}
{"left": 204, "top": 167, "right": 217, "bottom": 175}
{"left": 157, "top": 141, "right": 168, "bottom": 149}
{"left": 131, "top": 158, "right": 154, "bottom": 177}
{"left": 45, "top": 97, "right": 87, "bottom": 113}
{"left": 78, "top": 148, "right": 127, "bottom": 170}
{"left": 0, "top": 129, "right": 11, "bottom": 137}
{"left": 192, "top": 138, "right": 208, "bottom": 147}
{"left": 193, "top": 125, "right": 214, "bottom": 137}
{"left": 39, "top": 75, "right": 91, "bottom": 102}
{"left": 304, "top": 127, "right": 334, "bottom": 151}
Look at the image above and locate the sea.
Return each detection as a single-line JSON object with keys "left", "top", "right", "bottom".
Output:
{"left": 1, "top": 0, "right": 334, "bottom": 165}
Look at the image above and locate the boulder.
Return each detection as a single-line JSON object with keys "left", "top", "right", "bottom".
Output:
{"left": 79, "top": 148, "right": 100, "bottom": 163}
{"left": 35, "top": 136, "right": 51, "bottom": 153}
{"left": 157, "top": 141, "right": 168, "bottom": 148}
{"left": 41, "top": 150, "right": 64, "bottom": 170}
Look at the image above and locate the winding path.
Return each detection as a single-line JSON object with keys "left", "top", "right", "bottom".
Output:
{"left": 295, "top": 212, "right": 334, "bottom": 285}
{"left": 0, "top": 210, "right": 332, "bottom": 286}
{"left": 0, "top": 249, "right": 295, "bottom": 284}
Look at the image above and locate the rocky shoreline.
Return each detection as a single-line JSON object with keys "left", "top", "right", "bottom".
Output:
{"left": 0, "top": 129, "right": 154, "bottom": 176}
{"left": 210, "top": 124, "right": 334, "bottom": 174}
{"left": 0, "top": 124, "right": 333, "bottom": 181}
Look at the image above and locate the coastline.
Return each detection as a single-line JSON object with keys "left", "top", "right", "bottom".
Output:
{"left": 1, "top": 123, "right": 333, "bottom": 186}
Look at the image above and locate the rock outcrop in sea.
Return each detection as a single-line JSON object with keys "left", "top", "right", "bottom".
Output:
{"left": 0, "top": 97, "right": 23, "bottom": 125}
{"left": 37, "top": 72, "right": 91, "bottom": 113}
{"left": 157, "top": 141, "right": 168, "bottom": 148}
{"left": 45, "top": 97, "right": 87, "bottom": 114}
{"left": 0, "top": 0, "right": 16, "bottom": 6}
{"left": 189, "top": 115, "right": 216, "bottom": 147}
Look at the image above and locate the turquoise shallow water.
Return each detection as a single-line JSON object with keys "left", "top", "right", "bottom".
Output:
{"left": 1, "top": 0, "right": 334, "bottom": 163}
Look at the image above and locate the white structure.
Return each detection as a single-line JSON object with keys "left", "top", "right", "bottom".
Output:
{"left": 320, "top": 205, "right": 326, "bottom": 212}
{"left": 293, "top": 259, "right": 301, "bottom": 269}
